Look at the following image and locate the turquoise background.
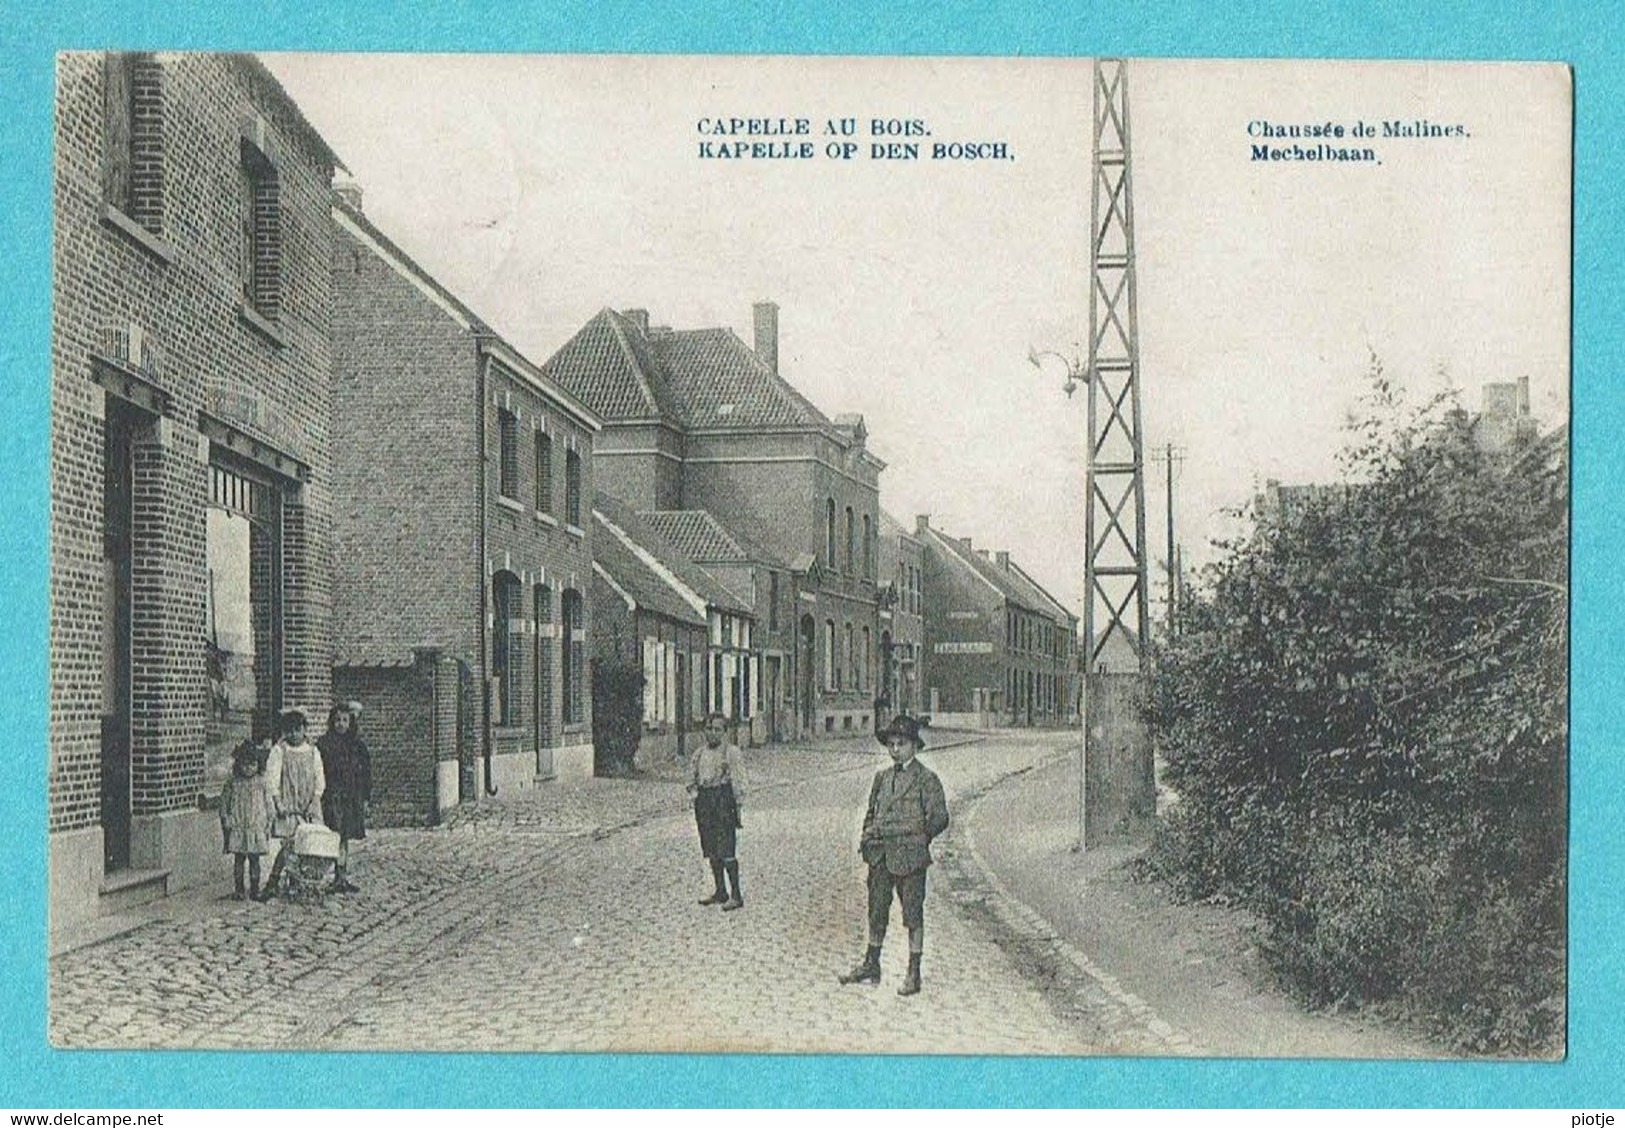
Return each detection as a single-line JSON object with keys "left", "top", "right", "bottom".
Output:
{"left": 1, "top": 0, "right": 1615, "bottom": 1109}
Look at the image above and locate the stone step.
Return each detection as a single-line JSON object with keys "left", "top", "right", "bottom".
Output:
{"left": 98, "top": 868, "right": 170, "bottom": 914}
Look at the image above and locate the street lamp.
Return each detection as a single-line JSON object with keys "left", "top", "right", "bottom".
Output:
{"left": 1028, "top": 346, "right": 1084, "bottom": 398}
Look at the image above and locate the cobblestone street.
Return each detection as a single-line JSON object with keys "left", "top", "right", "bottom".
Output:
{"left": 49, "top": 730, "right": 1184, "bottom": 1055}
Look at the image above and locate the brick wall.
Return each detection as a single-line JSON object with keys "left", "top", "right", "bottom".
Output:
{"left": 919, "top": 534, "right": 1003, "bottom": 715}
{"left": 331, "top": 207, "right": 597, "bottom": 780}
{"left": 52, "top": 53, "right": 336, "bottom": 843}
{"left": 333, "top": 649, "right": 463, "bottom": 826}
{"left": 329, "top": 218, "right": 480, "bottom": 667}
{"left": 483, "top": 357, "right": 596, "bottom": 762}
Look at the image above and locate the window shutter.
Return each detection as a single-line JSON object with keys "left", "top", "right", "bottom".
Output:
{"left": 102, "top": 54, "right": 133, "bottom": 209}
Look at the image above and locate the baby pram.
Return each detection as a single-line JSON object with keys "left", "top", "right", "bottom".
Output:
{"left": 280, "top": 821, "right": 342, "bottom": 902}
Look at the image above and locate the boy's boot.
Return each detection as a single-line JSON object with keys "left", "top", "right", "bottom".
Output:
{"left": 898, "top": 952, "right": 923, "bottom": 996}
{"left": 699, "top": 860, "right": 728, "bottom": 905}
{"left": 839, "top": 945, "right": 883, "bottom": 985}
{"left": 232, "top": 858, "right": 246, "bottom": 901}
{"left": 721, "top": 860, "right": 743, "bottom": 911}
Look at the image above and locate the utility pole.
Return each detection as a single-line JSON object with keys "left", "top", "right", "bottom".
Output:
{"left": 1084, "top": 58, "right": 1149, "bottom": 675}
{"left": 1081, "top": 57, "right": 1155, "bottom": 851}
{"left": 1150, "top": 442, "right": 1185, "bottom": 636}
{"left": 1031, "top": 58, "right": 1156, "bottom": 853}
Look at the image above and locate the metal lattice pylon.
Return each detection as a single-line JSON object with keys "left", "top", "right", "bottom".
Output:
{"left": 1084, "top": 58, "right": 1150, "bottom": 674}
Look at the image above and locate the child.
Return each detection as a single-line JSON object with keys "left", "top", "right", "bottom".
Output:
{"left": 219, "top": 740, "right": 272, "bottom": 901}
{"left": 318, "top": 701, "right": 371, "bottom": 894}
{"left": 256, "top": 709, "right": 326, "bottom": 901}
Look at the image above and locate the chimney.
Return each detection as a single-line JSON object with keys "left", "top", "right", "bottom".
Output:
{"left": 753, "top": 301, "right": 779, "bottom": 375}
{"left": 332, "top": 179, "right": 364, "bottom": 213}
{"left": 1517, "top": 375, "right": 1530, "bottom": 415}
{"left": 996, "top": 551, "right": 1010, "bottom": 570}
{"left": 959, "top": 536, "right": 973, "bottom": 551}
{"left": 915, "top": 514, "right": 931, "bottom": 536}
{"left": 622, "top": 309, "right": 650, "bottom": 336}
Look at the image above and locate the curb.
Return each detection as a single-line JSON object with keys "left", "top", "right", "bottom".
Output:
{"left": 950, "top": 756, "right": 1208, "bottom": 1057}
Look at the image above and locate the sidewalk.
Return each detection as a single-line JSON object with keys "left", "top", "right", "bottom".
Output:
{"left": 960, "top": 752, "right": 1440, "bottom": 1059}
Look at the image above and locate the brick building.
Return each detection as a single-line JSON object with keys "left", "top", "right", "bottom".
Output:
{"left": 638, "top": 508, "right": 791, "bottom": 744}
{"left": 329, "top": 195, "right": 602, "bottom": 814}
{"left": 542, "top": 302, "right": 885, "bottom": 739}
{"left": 51, "top": 53, "right": 342, "bottom": 925}
{"left": 916, "top": 516, "right": 1079, "bottom": 728}
{"left": 590, "top": 494, "right": 757, "bottom": 765}
{"left": 877, "top": 510, "right": 926, "bottom": 716}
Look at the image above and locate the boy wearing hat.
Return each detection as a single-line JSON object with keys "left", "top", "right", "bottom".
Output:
{"left": 838, "top": 713, "right": 949, "bottom": 996}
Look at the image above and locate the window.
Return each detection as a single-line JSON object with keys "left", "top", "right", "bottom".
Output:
{"left": 824, "top": 620, "right": 837, "bottom": 692}
{"left": 239, "top": 134, "right": 281, "bottom": 320}
{"left": 862, "top": 515, "right": 872, "bottom": 579}
{"left": 768, "top": 571, "right": 779, "bottom": 632}
{"left": 844, "top": 507, "right": 854, "bottom": 574}
{"left": 861, "top": 626, "right": 871, "bottom": 694}
{"left": 845, "top": 622, "right": 856, "bottom": 692}
{"left": 562, "top": 588, "right": 584, "bottom": 724}
{"left": 103, "top": 53, "right": 164, "bottom": 234}
{"left": 492, "top": 572, "right": 522, "bottom": 726}
{"left": 497, "top": 408, "right": 519, "bottom": 499}
{"left": 825, "top": 499, "right": 836, "bottom": 569}
{"left": 535, "top": 430, "right": 553, "bottom": 513}
{"left": 565, "top": 447, "right": 582, "bottom": 527}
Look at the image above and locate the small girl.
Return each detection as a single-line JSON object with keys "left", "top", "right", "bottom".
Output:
{"left": 219, "top": 740, "right": 273, "bottom": 901}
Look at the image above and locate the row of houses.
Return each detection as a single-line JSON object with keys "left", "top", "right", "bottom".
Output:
{"left": 48, "top": 52, "right": 1079, "bottom": 928}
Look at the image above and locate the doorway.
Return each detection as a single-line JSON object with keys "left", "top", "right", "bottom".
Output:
{"left": 100, "top": 405, "right": 136, "bottom": 873}
{"left": 798, "top": 614, "right": 816, "bottom": 736}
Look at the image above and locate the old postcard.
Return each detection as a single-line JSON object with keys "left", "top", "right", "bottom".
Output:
{"left": 46, "top": 53, "right": 1570, "bottom": 1060}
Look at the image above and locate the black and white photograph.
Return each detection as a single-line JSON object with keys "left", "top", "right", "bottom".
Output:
{"left": 46, "top": 52, "right": 1570, "bottom": 1060}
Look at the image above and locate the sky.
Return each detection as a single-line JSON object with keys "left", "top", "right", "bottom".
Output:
{"left": 263, "top": 54, "right": 1571, "bottom": 622}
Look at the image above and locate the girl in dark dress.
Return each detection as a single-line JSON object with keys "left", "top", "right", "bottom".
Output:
{"left": 318, "top": 701, "right": 371, "bottom": 893}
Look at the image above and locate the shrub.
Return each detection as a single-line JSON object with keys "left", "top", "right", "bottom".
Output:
{"left": 1147, "top": 363, "right": 1567, "bottom": 1055}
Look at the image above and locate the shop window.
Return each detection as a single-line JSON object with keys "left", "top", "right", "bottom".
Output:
{"left": 204, "top": 460, "right": 282, "bottom": 800}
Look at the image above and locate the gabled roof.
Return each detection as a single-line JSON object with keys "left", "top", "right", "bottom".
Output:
{"left": 535, "top": 309, "right": 683, "bottom": 423}
{"left": 923, "top": 524, "right": 1071, "bottom": 624}
{"left": 592, "top": 493, "right": 753, "bottom": 618}
{"left": 1005, "top": 560, "right": 1076, "bottom": 623}
{"left": 589, "top": 513, "right": 707, "bottom": 628}
{"left": 540, "top": 309, "right": 844, "bottom": 435}
{"left": 656, "top": 328, "right": 832, "bottom": 430}
{"left": 638, "top": 509, "right": 785, "bottom": 568}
